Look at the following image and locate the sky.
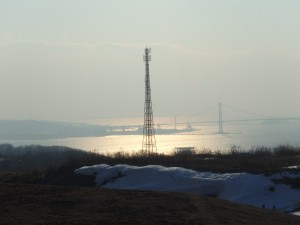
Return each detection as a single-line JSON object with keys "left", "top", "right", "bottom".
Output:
{"left": 0, "top": 0, "right": 299, "bottom": 122}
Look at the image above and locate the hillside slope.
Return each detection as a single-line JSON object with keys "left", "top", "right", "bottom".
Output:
{"left": 1, "top": 183, "right": 300, "bottom": 225}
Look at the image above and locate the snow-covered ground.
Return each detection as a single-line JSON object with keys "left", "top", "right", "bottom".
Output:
{"left": 75, "top": 164, "right": 300, "bottom": 212}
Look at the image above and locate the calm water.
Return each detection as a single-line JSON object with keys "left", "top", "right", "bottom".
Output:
{"left": 1, "top": 120, "right": 300, "bottom": 154}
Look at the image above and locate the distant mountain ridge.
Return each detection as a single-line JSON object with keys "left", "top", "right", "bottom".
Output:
{"left": 0, "top": 119, "right": 193, "bottom": 140}
{"left": 0, "top": 119, "right": 109, "bottom": 140}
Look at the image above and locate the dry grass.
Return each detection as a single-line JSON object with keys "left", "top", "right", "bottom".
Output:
{"left": 1, "top": 183, "right": 300, "bottom": 225}
{"left": 2, "top": 144, "right": 300, "bottom": 174}
{"left": 2, "top": 145, "right": 300, "bottom": 224}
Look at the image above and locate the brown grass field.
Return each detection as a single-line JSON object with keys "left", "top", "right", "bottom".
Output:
{"left": 1, "top": 183, "right": 300, "bottom": 225}
{"left": 2, "top": 144, "right": 300, "bottom": 224}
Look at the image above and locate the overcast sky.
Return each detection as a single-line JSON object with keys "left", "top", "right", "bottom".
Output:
{"left": 0, "top": 0, "right": 299, "bottom": 122}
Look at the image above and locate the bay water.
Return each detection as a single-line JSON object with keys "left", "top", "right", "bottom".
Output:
{"left": 1, "top": 117, "right": 299, "bottom": 154}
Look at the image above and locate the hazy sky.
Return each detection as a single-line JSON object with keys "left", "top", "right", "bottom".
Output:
{"left": 0, "top": 0, "right": 299, "bottom": 122}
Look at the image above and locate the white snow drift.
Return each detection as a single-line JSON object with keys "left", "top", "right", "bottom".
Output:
{"left": 75, "top": 164, "right": 300, "bottom": 212}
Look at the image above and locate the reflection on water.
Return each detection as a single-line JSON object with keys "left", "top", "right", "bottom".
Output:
{"left": 1, "top": 122, "right": 300, "bottom": 154}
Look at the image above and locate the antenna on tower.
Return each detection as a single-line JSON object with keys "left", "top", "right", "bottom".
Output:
{"left": 142, "top": 47, "right": 157, "bottom": 154}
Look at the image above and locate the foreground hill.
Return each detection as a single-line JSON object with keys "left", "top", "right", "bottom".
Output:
{"left": 76, "top": 164, "right": 300, "bottom": 212}
{"left": 1, "top": 183, "right": 300, "bottom": 225}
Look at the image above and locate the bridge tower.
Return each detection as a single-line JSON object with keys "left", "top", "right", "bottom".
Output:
{"left": 218, "top": 102, "right": 224, "bottom": 134}
{"left": 142, "top": 47, "right": 157, "bottom": 154}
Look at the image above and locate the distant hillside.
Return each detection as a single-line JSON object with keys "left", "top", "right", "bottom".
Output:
{"left": 0, "top": 119, "right": 190, "bottom": 140}
{"left": 0, "top": 119, "right": 109, "bottom": 140}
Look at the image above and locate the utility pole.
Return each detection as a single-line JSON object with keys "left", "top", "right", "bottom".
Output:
{"left": 142, "top": 47, "right": 157, "bottom": 154}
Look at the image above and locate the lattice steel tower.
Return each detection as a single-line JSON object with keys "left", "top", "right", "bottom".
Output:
{"left": 218, "top": 102, "right": 224, "bottom": 134}
{"left": 142, "top": 47, "right": 157, "bottom": 154}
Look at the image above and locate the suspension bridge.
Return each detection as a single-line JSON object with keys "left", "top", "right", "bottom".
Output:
{"left": 169, "top": 102, "right": 300, "bottom": 134}
{"left": 110, "top": 103, "right": 300, "bottom": 134}
{"left": 110, "top": 103, "right": 300, "bottom": 135}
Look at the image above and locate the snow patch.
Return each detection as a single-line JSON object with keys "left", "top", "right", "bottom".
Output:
{"left": 75, "top": 164, "right": 300, "bottom": 212}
